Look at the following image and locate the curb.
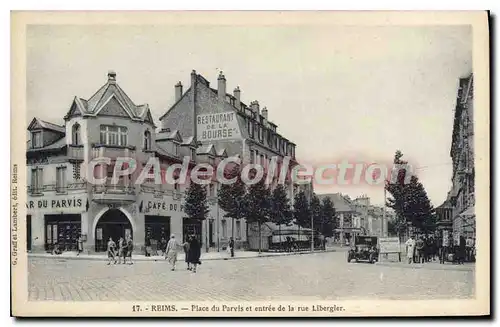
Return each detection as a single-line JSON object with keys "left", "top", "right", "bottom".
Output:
{"left": 28, "top": 249, "right": 339, "bottom": 262}
{"left": 373, "top": 262, "right": 475, "bottom": 271}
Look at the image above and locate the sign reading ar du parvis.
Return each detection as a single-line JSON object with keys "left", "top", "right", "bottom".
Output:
{"left": 196, "top": 112, "right": 241, "bottom": 142}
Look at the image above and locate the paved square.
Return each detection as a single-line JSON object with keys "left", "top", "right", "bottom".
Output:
{"left": 28, "top": 252, "right": 475, "bottom": 301}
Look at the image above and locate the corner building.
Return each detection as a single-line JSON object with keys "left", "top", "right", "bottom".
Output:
{"left": 26, "top": 71, "right": 241, "bottom": 253}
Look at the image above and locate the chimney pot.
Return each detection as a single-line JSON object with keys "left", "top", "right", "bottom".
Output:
{"left": 107, "top": 70, "right": 117, "bottom": 83}
{"left": 217, "top": 71, "right": 226, "bottom": 102}
{"left": 233, "top": 86, "right": 241, "bottom": 109}
{"left": 262, "top": 106, "right": 268, "bottom": 120}
{"left": 250, "top": 100, "right": 260, "bottom": 116}
{"left": 175, "top": 81, "right": 183, "bottom": 102}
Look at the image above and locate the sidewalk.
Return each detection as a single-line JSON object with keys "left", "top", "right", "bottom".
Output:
{"left": 374, "top": 260, "right": 475, "bottom": 271}
{"left": 28, "top": 247, "right": 339, "bottom": 262}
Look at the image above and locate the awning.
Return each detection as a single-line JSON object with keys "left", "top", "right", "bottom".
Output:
{"left": 460, "top": 206, "right": 475, "bottom": 217}
{"left": 271, "top": 234, "right": 309, "bottom": 243}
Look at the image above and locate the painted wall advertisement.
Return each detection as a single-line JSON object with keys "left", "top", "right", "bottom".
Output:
{"left": 196, "top": 112, "right": 241, "bottom": 142}
{"left": 379, "top": 237, "right": 401, "bottom": 253}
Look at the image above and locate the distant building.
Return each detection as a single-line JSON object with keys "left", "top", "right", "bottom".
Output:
{"left": 317, "top": 193, "right": 359, "bottom": 244}
{"left": 437, "top": 73, "right": 475, "bottom": 242}
{"left": 351, "top": 195, "right": 392, "bottom": 237}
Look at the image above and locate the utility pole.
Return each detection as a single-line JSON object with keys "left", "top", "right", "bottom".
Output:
{"left": 383, "top": 186, "right": 387, "bottom": 237}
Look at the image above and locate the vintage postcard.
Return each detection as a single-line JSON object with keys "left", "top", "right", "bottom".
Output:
{"left": 11, "top": 11, "right": 490, "bottom": 317}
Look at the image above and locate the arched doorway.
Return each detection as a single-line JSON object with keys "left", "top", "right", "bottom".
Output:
{"left": 95, "top": 209, "right": 133, "bottom": 252}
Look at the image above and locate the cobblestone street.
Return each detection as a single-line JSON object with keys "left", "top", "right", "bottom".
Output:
{"left": 28, "top": 251, "right": 475, "bottom": 301}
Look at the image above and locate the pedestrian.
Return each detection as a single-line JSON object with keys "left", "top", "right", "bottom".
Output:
{"left": 77, "top": 235, "right": 84, "bottom": 256}
{"left": 160, "top": 237, "right": 167, "bottom": 256}
{"left": 126, "top": 236, "right": 134, "bottom": 265}
{"left": 466, "top": 236, "right": 473, "bottom": 262}
{"left": 145, "top": 234, "right": 151, "bottom": 257}
{"left": 107, "top": 237, "right": 117, "bottom": 265}
{"left": 187, "top": 234, "right": 201, "bottom": 273}
{"left": 405, "top": 236, "right": 416, "bottom": 264}
{"left": 165, "top": 234, "right": 179, "bottom": 271}
{"left": 458, "top": 235, "right": 466, "bottom": 264}
{"left": 182, "top": 236, "right": 191, "bottom": 270}
{"left": 117, "top": 236, "right": 125, "bottom": 264}
{"left": 229, "top": 237, "right": 235, "bottom": 258}
{"left": 415, "top": 236, "right": 425, "bottom": 264}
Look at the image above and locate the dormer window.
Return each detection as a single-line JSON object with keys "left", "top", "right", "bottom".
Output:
{"left": 32, "top": 131, "right": 42, "bottom": 148}
{"left": 72, "top": 123, "right": 81, "bottom": 146}
{"left": 144, "top": 130, "right": 151, "bottom": 150}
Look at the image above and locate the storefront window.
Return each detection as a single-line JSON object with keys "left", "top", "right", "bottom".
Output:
{"left": 236, "top": 220, "right": 241, "bottom": 239}
{"left": 45, "top": 214, "right": 81, "bottom": 251}
{"left": 145, "top": 216, "right": 170, "bottom": 244}
{"left": 222, "top": 220, "right": 227, "bottom": 239}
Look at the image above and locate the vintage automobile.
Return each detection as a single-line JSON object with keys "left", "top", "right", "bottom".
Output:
{"left": 347, "top": 236, "right": 379, "bottom": 264}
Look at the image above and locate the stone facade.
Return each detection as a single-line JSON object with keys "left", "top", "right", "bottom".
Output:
{"left": 26, "top": 71, "right": 247, "bottom": 254}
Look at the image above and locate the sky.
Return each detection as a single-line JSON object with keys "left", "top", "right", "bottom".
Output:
{"left": 26, "top": 24, "right": 472, "bottom": 207}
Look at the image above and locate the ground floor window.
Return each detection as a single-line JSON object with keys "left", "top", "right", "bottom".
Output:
{"left": 45, "top": 214, "right": 81, "bottom": 252}
{"left": 95, "top": 209, "right": 132, "bottom": 252}
{"left": 183, "top": 218, "right": 202, "bottom": 244}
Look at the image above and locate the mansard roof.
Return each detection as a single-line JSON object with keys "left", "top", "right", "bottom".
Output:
{"left": 64, "top": 71, "right": 156, "bottom": 127}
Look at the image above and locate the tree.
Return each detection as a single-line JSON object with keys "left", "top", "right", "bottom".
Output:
{"left": 218, "top": 164, "right": 246, "bottom": 238}
{"left": 320, "top": 197, "right": 336, "bottom": 238}
{"left": 385, "top": 150, "right": 436, "bottom": 238}
{"left": 269, "top": 184, "right": 293, "bottom": 251}
{"left": 184, "top": 180, "right": 210, "bottom": 249}
{"left": 294, "top": 190, "right": 311, "bottom": 248}
{"left": 243, "top": 177, "right": 271, "bottom": 253}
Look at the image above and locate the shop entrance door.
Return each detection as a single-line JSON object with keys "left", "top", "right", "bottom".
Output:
{"left": 95, "top": 209, "right": 132, "bottom": 252}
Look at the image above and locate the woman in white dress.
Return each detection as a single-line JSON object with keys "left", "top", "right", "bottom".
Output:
{"left": 165, "top": 234, "right": 179, "bottom": 271}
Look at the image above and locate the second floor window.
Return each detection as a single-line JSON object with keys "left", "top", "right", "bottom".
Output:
{"left": 72, "top": 124, "right": 81, "bottom": 145}
{"left": 100, "top": 125, "right": 128, "bottom": 146}
{"left": 144, "top": 131, "right": 151, "bottom": 150}
{"left": 32, "top": 131, "right": 42, "bottom": 148}
{"left": 31, "top": 168, "right": 43, "bottom": 192}
{"left": 56, "top": 166, "right": 67, "bottom": 193}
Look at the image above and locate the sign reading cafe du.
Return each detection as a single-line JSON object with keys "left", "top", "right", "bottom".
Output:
{"left": 26, "top": 195, "right": 87, "bottom": 213}
{"left": 196, "top": 112, "right": 241, "bottom": 142}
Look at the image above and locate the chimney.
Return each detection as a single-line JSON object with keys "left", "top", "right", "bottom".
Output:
{"left": 250, "top": 100, "right": 260, "bottom": 116}
{"left": 262, "top": 106, "right": 268, "bottom": 120}
{"left": 175, "top": 81, "right": 183, "bottom": 102}
{"left": 218, "top": 71, "right": 226, "bottom": 102}
{"left": 233, "top": 86, "right": 241, "bottom": 109}
{"left": 107, "top": 70, "right": 117, "bottom": 84}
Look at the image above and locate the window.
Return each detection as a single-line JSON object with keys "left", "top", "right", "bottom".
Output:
{"left": 236, "top": 220, "right": 241, "bottom": 239}
{"left": 32, "top": 131, "right": 42, "bottom": 148}
{"left": 100, "top": 125, "right": 128, "bottom": 146}
{"left": 144, "top": 131, "right": 151, "bottom": 150}
{"left": 72, "top": 124, "right": 81, "bottom": 145}
{"left": 56, "top": 166, "right": 67, "bottom": 193}
{"left": 174, "top": 143, "right": 179, "bottom": 156}
{"left": 222, "top": 220, "right": 227, "bottom": 239}
{"left": 250, "top": 150, "right": 254, "bottom": 164}
{"left": 209, "top": 183, "right": 216, "bottom": 197}
{"left": 191, "top": 148, "right": 196, "bottom": 161}
{"left": 31, "top": 168, "right": 43, "bottom": 193}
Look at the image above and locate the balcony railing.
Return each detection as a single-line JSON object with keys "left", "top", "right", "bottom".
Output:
{"left": 93, "top": 180, "right": 135, "bottom": 195}
{"left": 91, "top": 144, "right": 136, "bottom": 160}
{"left": 67, "top": 145, "right": 84, "bottom": 162}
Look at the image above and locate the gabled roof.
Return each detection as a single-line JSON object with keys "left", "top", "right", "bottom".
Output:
{"left": 156, "top": 130, "right": 183, "bottom": 143}
{"left": 196, "top": 144, "right": 216, "bottom": 156}
{"left": 216, "top": 148, "right": 228, "bottom": 157}
{"left": 181, "top": 136, "right": 195, "bottom": 146}
{"left": 27, "top": 117, "right": 65, "bottom": 134}
{"left": 63, "top": 71, "right": 154, "bottom": 125}
{"left": 317, "top": 193, "right": 355, "bottom": 213}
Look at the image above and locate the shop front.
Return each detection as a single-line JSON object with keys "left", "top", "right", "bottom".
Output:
{"left": 26, "top": 194, "right": 88, "bottom": 253}
{"left": 94, "top": 208, "right": 133, "bottom": 252}
{"left": 138, "top": 196, "right": 184, "bottom": 245}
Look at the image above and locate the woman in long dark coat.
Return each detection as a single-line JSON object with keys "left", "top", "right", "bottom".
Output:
{"left": 187, "top": 235, "right": 201, "bottom": 273}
